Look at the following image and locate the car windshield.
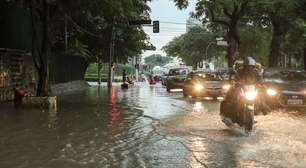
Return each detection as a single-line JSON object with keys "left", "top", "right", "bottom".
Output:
{"left": 265, "top": 70, "right": 306, "bottom": 82}
{"left": 189, "top": 72, "right": 223, "bottom": 81}
{"left": 168, "top": 69, "right": 188, "bottom": 76}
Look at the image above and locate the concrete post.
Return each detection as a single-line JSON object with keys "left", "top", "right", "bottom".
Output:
{"left": 108, "top": 20, "right": 115, "bottom": 88}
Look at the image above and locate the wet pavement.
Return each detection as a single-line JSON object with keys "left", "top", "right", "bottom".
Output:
{"left": 1, "top": 83, "right": 306, "bottom": 168}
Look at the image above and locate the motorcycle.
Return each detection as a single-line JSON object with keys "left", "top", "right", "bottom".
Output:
{"left": 139, "top": 74, "right": 146, "bottom": 82}
{"left": 148, "top": 74, "right": 156, "bottom": 85}
{"left": 220, "top": 84, "right": 257, "bottom": 132}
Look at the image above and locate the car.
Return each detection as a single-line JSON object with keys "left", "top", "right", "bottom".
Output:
{"left": 263, "top": 68, "right": 306, "bottom": 109}
{"left": 161, "top": 74, "right": 168, "bottom": 86}
{"left": 216, "top": 68, "right": 232, "bottom": 80}
{"left": 183, "top": 71, "right": 230, "bottom": 98}
{"left": 166, "top": 68, "right": 189, "bottom": 92}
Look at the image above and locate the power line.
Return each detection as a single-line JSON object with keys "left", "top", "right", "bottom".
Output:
{"left": 159, "top": 21, "right": 202, "bottom": 26}
{"left": 66, "top": 15, "right": 104, "bottom": 39}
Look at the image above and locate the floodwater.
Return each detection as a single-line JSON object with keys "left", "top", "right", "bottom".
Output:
{"left": 1, "top": 83, "right": 306, "bottom": 168}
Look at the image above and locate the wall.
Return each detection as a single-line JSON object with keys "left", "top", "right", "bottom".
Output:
{"left": 0, "top": 3, "right": 90, "bottom": 86}
{"left": 50, "top": 54, "right": 89, "bottom": 84}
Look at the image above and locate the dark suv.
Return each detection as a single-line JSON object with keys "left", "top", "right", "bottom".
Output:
{"left": 166, "top": 68, "right": 189, "bottom": 92}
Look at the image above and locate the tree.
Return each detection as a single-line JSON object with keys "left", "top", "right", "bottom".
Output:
{"left": 163, "top": 27, "right": 222, "bottom": 66}
{"left": 247, "top": 0, "right": 298, "bottom": 67}
{"left": 62, "top": 0, "right": 150, "bottom": 86}
{"left": 174, "top": 0, "right": 249, "bottom": 67}
{"left": 27, "top": 0, "right": 151, "bottom": 93}
{"left": 239, "top": 27, "right": 271, "bottom": 66}
{"left": 294, "top": 0, "right": 306, "bottom": 70}
{"left": 30, "top": 0, "right": 60, "bottom": 96}
{"left": 144, "top": 54, "right": 172, "bottom": 68}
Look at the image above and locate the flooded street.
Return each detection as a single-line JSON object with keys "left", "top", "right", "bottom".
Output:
{"left": 1, "top": 83, "right": 306, "bottom": 168}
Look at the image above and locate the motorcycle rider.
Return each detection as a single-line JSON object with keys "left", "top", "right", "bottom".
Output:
{"left": 221, "top": 56, "right": 266, "bottom": 124}
{"left": 235, "top": 56, "right": 262, "bottom": 83}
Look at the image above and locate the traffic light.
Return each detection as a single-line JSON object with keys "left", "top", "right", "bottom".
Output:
{"left": 153, "top": 21, "right": 159, "bottom": 33}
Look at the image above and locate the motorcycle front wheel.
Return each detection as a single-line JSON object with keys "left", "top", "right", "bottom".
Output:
{"left": 243, "top": 107, "right": 254, "bottom": 132}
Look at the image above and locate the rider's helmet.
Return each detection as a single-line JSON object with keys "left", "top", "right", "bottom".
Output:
{"left": 244, "top": 56, "right": 256, "bottom": 66}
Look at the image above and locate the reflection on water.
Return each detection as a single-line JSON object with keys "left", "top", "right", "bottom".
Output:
{"left": 0, "top": 84, "right": 190, "bottom": 168}
{"left": 1, "top": 83, "right": 306, "bottom": 167}
{"left": 193, "top": 102, "right": 204, "bottom": 113}
{"left": 110, "top": 85, "right": 120, "bottom": 124}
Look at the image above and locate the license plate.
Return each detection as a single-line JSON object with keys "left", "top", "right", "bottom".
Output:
{"left": 287, "top": 99, "right": 303, "bottom": 105}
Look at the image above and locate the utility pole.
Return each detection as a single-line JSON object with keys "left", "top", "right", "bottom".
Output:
{"left": 108, "top": 20, "right": 116, "bottom": 88}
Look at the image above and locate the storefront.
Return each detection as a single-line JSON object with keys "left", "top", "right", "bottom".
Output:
{"left": 0, "top": 48, "right": 35, "bottom": 102}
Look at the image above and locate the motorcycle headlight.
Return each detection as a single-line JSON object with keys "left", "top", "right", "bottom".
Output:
{"left": 267, "top": 88, "right": 277, "bottom": 96}
{"left": 244, "top": 90, "right": 258, "bottom": 101}
{"left": 222, "top": 84, "right": 231, "bottom": 90}
{"left": 194, "top": 84, "right": 204, "bottom": 91}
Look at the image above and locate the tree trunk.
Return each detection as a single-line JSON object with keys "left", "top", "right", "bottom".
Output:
{"left": 288, "top": 54, "right": 292, "bottom": 68}
{"left": 226, "top": 28, "right": 239, "bottom": 68}
{"left": 269, "top": 18, "right": 285, "bottom": 67}
{"left": 304, "top": 48, "right": 306, "bottom": 71}
{"left": 97, "top": 62, "right": 101, "bottom": 85}
{"left": 37, "top": 0, "right": 50, "bottom": 96}
{"left": 108, "top": 21, "right": 115, "bottom": 88}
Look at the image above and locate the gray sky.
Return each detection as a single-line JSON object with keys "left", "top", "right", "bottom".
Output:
{"left": 143, "top": 0, "right": 196, "bottom": 57}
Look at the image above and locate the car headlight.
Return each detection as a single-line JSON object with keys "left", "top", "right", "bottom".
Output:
{"left": 222, "top": 84, "right": 231, "bottom": 90}
{"left": 244, "top": 90, "right": 258, "bottom": 101}
{"left": 194, "top": 84, "right": 204, "bottom": 91}
{"left": 267, "top": 88, "right": 277, "bottom": 96}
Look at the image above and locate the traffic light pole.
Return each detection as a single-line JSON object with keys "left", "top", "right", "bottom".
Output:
{"left": 106, "top": 19, "right": 156, "bottom": 88}
{"left": 108, "top": 20, "right": 116, "bottom": 88}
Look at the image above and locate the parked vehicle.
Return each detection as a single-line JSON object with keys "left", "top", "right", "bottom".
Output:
{"left": 220, "top": 83, "right": 257, "bottom": 132}
{"left": 152, "top": 66, "right": 165, "bottom": 82}
{"left": 161, "top": 74, "right": 168, "bottom": 86}
{"left": 139, "top": 73, "right": 146, "bottom": 82}
{"left": 216, "top": 68, "right": 232, "bottom": 80}
{"left": 263, "top": 68, "right": 306, "bottom": 109}
{"left": 148, "top": 74, "right": 156, "bottom": 85}
{"left": 166, "top": 68, "right": 189, "bottom": 92}
{"left": 183, "top": 71, "right": 230, "bottom": 98}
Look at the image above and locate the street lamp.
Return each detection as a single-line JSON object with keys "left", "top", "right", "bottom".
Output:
{"left": 205, "top": 37, "right": 228, "bottom": 68}
{"left": 205, "top": 41, "right": 216, "bottom": 61}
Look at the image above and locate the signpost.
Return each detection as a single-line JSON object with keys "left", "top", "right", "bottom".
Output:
{"left": 217, "top": 40, "right": 228, "bottom": 47}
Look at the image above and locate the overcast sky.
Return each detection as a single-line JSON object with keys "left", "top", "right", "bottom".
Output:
{"left": 142, "top": 0, "right": 196, "bottom": 58}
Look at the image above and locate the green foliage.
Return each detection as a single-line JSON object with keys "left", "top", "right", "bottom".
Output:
{"left": 61, "top": 0, "right": 151, "bottom": 64}
{"left": 174, "top": 0, "right": 249, "bottom": 67}
{"left": 66, "top": 39, "right": 91, "bottom": 61}
{"left": 239, "top": 27, "right": 271, "bottom": 65}
{"left": 144, "top": 54, "right": 172, "bottom": 68}
{"left": 173, "top": 0, "right": 306, "bottom": 67}
{"left": 86, "top": 63, "right": 135, "bottom": 76}
{"left": 163, "top": 26, "right": 223, "bottom": 66}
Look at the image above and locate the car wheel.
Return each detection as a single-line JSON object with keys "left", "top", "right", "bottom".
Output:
{"left": 191, "top": 94, "right": 197, "bottom": 98}
{"left": 183, "top": 90, "right": 188, "bottom": 97}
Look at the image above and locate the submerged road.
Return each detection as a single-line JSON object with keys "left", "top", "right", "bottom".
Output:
{"left": 1, "top": 83, "right": 306, "bottom": 168}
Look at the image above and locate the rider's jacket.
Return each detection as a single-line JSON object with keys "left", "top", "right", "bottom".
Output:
{"left": 235, "top": 67, "right": 263, "bottom": 84}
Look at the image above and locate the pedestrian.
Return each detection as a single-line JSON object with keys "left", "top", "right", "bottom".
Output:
{"left": 121, "top": 69, "right": 128, "bottom": 89}
{"left": 14, "top": 87, "right": 23, "bottom": 108}
{"left": 122, "top": 69, "right": 127, "bottom": 83}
